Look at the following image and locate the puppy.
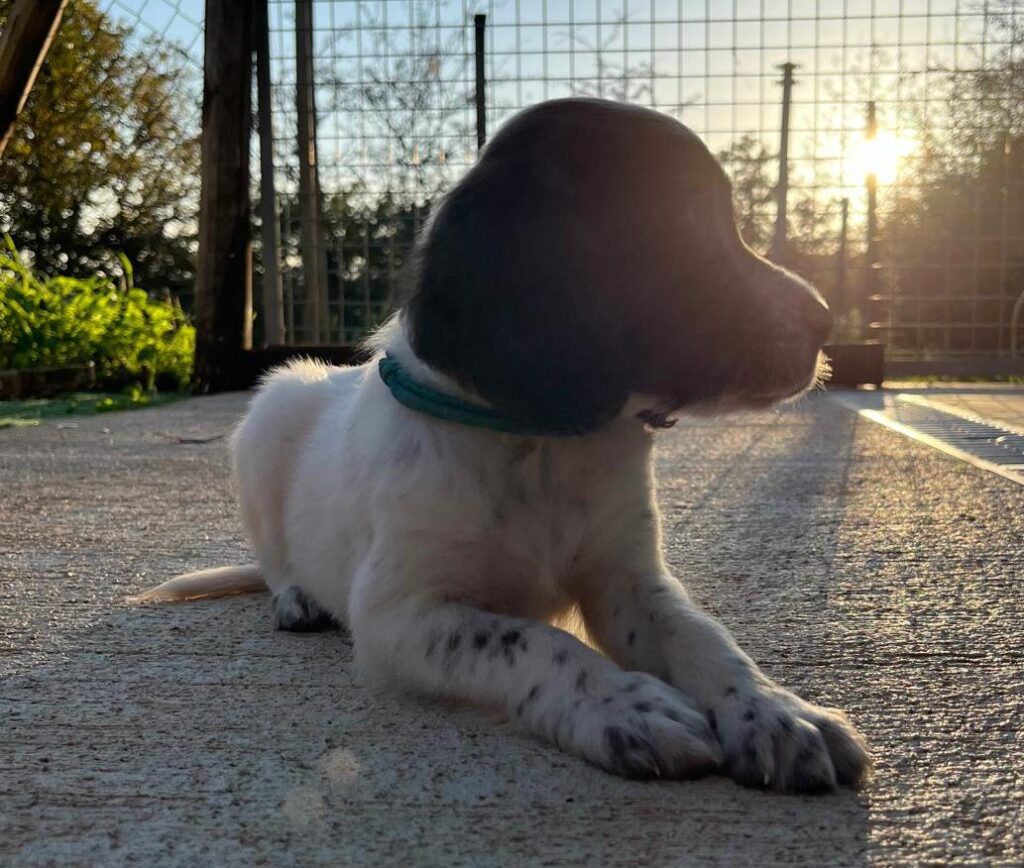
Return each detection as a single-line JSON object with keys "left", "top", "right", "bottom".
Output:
{"left": 139, "top": 99, "right": 868, "bottom": 792}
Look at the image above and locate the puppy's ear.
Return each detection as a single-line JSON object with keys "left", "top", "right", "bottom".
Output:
{"left": 403, "top": 164, "right": 631, "bottom": 435}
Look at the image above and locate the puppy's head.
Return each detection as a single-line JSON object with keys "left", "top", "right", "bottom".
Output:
{"left": 403, "top": 98, "right": 832, "bottom": 434}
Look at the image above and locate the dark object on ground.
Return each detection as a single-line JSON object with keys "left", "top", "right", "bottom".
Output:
{"left": 825, "top": 343, "right": 885, "bottom": 387}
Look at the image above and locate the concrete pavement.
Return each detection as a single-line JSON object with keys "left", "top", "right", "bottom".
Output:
{"left": 1, "top": 391, "right": 1022, "bottom": 865}
{"left": 882, "top": 382, "right": 1024, "bottom": 432}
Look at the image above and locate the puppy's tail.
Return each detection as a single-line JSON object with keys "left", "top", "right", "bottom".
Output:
{"left": 127, "top": 564, "right": 267, "bottom": 604}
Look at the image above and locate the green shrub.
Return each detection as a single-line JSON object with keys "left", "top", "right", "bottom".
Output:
{"left": 0, "top": 240, "right": 194, "bottom": 390}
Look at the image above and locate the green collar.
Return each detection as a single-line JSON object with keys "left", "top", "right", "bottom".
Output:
{"left": 378, "top": 352, "right": 571, "bottom": 437}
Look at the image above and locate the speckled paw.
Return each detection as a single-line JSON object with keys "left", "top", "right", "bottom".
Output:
{"left": 553, "top": 672, "right": 724, "bottom": 780}
{"left": 712, "top": 685, "right": 870, "bottom": 794}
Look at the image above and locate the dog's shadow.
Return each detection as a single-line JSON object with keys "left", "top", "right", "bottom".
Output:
{"left": 7, "top": 587, "right": 868, "bottom": 864}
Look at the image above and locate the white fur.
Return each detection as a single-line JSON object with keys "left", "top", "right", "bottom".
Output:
{"left": 128, "top": 564, "right": 265, "bottom": 603}
{"left": 172, "top": 313, "right": 868, "bottom": 788}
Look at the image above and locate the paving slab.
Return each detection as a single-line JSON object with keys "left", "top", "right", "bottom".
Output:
{"left": 1, "top": 392, "right": 1022, "bottom": 866}
{"left": 881, "top": 383, "right": 1024, "bottom": 432}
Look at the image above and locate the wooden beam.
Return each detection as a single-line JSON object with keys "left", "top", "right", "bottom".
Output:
{"left": 0, "top": 0, "right": 68, "bottom": 156}
{"left": 295, "top": 0, "right": 327, "bottom": 343}
{"left": 254, "top": 0, "right": 285, "bottom": 347}
{"left": 193, "top": 0, "right": 254, "bottom": 392}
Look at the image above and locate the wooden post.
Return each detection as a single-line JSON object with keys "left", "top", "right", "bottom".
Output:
{"left": 194, "top": 0, "right": 254, "bottom": 392}
{"left": 0, "top": 0, "right": 68, "bottom": 156}
{"left": 295, "top": 0, "right": 327, "bottom": 343}
{"left": 474, "top": 14, "right": 487, "bottom": 152}
{"left": 254, "top": 0, "right": 285, "bottom": 346}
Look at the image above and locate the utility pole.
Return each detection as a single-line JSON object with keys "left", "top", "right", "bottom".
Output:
{"left": 865, "top": 100, "right": 879, "bottom": 339}
{"left": 770, "top": 62, "right": 797, "bottom": 264}
{"left": 836, "top": 196, "right": 849, "bottom": 322}
{"left": 475, "top": 15, "right": 487, "bottom": 152}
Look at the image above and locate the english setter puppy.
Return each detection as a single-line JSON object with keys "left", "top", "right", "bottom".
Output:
{"left": 140, "top": 98, "right": 869, "bottom": 793}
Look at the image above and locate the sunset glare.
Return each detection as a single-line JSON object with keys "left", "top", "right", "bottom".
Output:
{"left": 846, "top": 130, "right": 918, "bottom": 185}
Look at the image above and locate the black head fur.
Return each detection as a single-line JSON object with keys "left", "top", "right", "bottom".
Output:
{"left": 402, "top": 98, "right": 832, "bottom": 435}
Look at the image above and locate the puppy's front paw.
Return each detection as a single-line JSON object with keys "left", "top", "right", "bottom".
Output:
{"left": 551, "top": 672, "right": 723, "bottom": 780}
{"left": 713, "top": 684, "right": 870, "bottom": 794}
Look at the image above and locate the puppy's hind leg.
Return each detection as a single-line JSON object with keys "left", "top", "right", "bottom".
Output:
{"left": 272, "top": 586, "right": 338, "bottom": 632}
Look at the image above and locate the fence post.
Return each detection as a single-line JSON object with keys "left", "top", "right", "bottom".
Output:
{"left": 295, "top": 0, "right": 328, "bottom": 343}
{"left": 770, "top": 62, "right": 796, "bottom": 264}
{"left": 194, "top": 0, "right": 254, "bottom": 392}
{"left": 475, "top": 14, "right": 487, "bottom": 151}
{"left": 0, "top": 0, "right": 68, "bottom": 157}
{"left": 254, "top": 0, "right": 285, "bottom": 347}
{"left": 865, "top": 100, "right": 879, "bottom": 341}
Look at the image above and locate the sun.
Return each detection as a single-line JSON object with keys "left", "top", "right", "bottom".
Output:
{"left": 846, "top": 131, "right": 917, "bottom": 185}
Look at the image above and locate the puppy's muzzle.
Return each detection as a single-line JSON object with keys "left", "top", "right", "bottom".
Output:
{"left": 796, "top": 282, "right": 834, "bottom": 347}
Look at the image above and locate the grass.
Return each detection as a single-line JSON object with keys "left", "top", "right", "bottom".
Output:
{"left": 0, "top": 389, "right": 183, "bottom": 429}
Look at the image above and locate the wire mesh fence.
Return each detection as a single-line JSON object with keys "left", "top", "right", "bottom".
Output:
{"left": 62, "top": 1, "right": 1024, "bottom": 359}
{"left": 260, "top": 0, "right": 1023, "bottom": 358}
